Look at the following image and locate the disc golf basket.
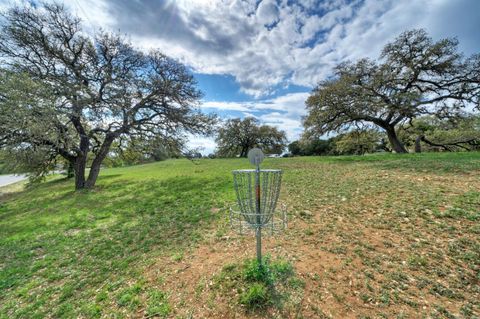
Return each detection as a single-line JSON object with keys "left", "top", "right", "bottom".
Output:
{"left": 230, "top": 148, "right": 287, "bottom": 264}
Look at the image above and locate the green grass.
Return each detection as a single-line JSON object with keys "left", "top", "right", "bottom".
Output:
{"left": 0, "top": 159, "right": 243, "bottom": 318}
{"left": 1, "top": 152, "right": 479, "bottom": 318}
{"left": 239, "top": 282, "right": 270, "bottom": 309}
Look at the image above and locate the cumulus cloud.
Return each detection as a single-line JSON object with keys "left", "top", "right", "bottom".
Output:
{"left": 202, "top": 92, "right": 309, "bottom": 142}
{"left": 256, "top": 0, "right": 280, "bottom": 26}
{"left": 68, "top": 0, "right": 479, "bottom": 97}
{"left": 59, "top": 0, "right": 480, "bottom": 151}
{"left": 186, "top": 135, "right": 217, "bottom": 155}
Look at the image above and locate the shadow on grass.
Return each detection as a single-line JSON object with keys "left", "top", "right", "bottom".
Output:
{"left": 0, "top": 173, "right": 233, "bottom": 315}
{"left": 0, "top": 174, "right": 125, "bottom": 203}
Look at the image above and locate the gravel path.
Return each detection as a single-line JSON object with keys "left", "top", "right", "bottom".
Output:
{"left": 0, "top": 174, "right": 27, "bottom": 187}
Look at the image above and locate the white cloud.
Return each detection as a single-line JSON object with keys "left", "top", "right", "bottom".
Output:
{"left": 202, "top": 92, "right": 308, "bottom": 114}
{"left": 186, "top": 135, "right": 217, "bottom": 155}
{"left": 201, "top": 101, "right": 250, "bottom": 112}
{"left": 259, "top": 112, "right": 304, "bottom": 143}
{"left": 256, "top": 0, "right": 280, "bottom": 26}
{"left": 21, "top": 0, "right": 480, "bottom": 97}
{"left": 201, "top": 92, "right": 309, "bottom": 142}
{"left": 14, "top": 0, "right": 475, "bottom": 151}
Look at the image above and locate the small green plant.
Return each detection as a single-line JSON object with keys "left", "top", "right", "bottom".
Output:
{"left": 145, "top": 290, "right": 170, "bottom": 318}
{"left": 407, "top": 254, "right": 428, "bottom": 268}
{"left": 242, "top": 256, "right": 294, "bottom": 286}
{"left": 115, "top": 283, "right": 143, "bottom": 309}
{"left": 116, "top": 292, "right": 139, "bottom": 308}
{"left": 270, "top": 259, "right": 294, "bottom": 281}
{"left": 243, "top": 258, "right": 274, "bottom": 285}
{"left": 239, "top": 283, "right": 269, "bottom": 309}
{"left": 214, "top": 256, "right": 301, "bottom": 312}
{"left": 171, "top": 252, "right": 183, "bottom": 262}
{"left": 287, "top": 277, "right": 306, "bottom": 289}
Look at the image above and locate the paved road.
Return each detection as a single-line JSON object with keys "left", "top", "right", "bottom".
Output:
{"left": 0, "top": 174, "right": 27, "bottom": 187}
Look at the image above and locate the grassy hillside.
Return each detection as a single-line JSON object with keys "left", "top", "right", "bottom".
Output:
{"left": 1, "top": 152, "right": 479, "bottom": 318}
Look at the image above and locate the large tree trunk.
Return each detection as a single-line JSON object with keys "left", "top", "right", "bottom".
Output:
{"left": 84, "top": 162, "right": 101, "bottom": 189}
{"left": 384, "top": 126, "right": 408, "bottom": 153}
{"left": 66, "top": 161, "right": 74, "bottom": 178}
{"left": 85, "top": 135, "right": 115, "bottom": 189}
{"left": 240, "top": 146, "right": 248, "bottom": 157}
{"left": 73, "top": 124, "right": 90, "bottom": 190}
{"left": 415, "top": 135, "right": 423, "bottom": 153}
{"left": 74, "top": 156, "right": 87, "bottom": 190}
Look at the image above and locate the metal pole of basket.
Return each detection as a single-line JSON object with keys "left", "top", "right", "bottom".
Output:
{"left": 247, "top": 148, "right": 265, "bottom": 264}
{"left": 255, "top": 158, "right": 262, "bottom": 264}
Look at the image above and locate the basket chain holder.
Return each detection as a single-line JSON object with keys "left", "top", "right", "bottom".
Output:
{"left": 231, "top": 148, "right": 286, "bottom": 264}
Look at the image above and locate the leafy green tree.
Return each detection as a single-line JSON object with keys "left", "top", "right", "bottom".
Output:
{"left": 402, "top": 115, "right": 480, "bottom": 152}
{"left": 333, "top": 130, "right": 382, "bottom": 155}
{"left": 0, "top": 3, "right": 215, "bottom": 189}
{"left": 301, "top": 139, "right": 332, "bottom": 156}
{"left": 215, "top": 117, "right": 287, "bottom": 157}
{"left": 304, "top": 29, "right": 480, "bottom": 153}
{"left": 0, "top": 71, "right": 70, "bottom": 181}
{"left": 0, "top": 150, "right": 6, "bottom": 174}
{"left": 288, "top": 141, "right": 302, "bottom": 155}
{"left": 288, "top": 139, "right": 332, "bottom": 156}
{"left": 109, "top": 135, "right": 182, "bottom": 166}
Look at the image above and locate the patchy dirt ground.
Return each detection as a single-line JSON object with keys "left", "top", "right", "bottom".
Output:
{"left": 1, "top": 155, "right": 478, "bottom": 318}
{"left": 143, "top": 162, "right": 480, "bottom": 318}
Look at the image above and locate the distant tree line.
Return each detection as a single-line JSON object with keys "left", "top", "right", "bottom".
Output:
{"left": 288, "top": 130, "right": 384, "bottom": 157}
{"left": 290, "top": 114, "right": 480, "bottom": 156}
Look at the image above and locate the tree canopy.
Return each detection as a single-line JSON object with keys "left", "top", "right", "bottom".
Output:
{"left": 333, "top": 130, "right": 383, "bottom": 155}
{"left": 215, "top": 117, "right": 287, "bottom": 157}
{"left": 0, "top": 3, "right": 216, "bottom": 189}
{"left": 288, "top": 139, "right": 332, "bottom": 156}
{"left": 400, "top": 115, "right": 480, "bottom": 152}
{"left": 304, "top": 29, "right": 480, "bottom": 153}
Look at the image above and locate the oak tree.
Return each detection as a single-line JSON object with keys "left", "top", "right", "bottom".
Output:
{"left": 0, "top": 3, "right": 216, "bottom": 189}
{"left": 215, "top": 117, "right": 287, "bottom": 157}
{"left": 304, "top": 29, "right": 479, "bottom": 153}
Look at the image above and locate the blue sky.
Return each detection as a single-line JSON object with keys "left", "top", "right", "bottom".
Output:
{"left": 2, "top": 0, "right": 479, "bottom": 153}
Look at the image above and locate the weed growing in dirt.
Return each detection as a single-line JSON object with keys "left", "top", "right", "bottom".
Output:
{"left": 243, "top": 259, "right": 275, "bottom": 286}
{"left": 243, "top": 256, "right": 293, "bottom": 285}
{"left": 214, "top": 256, "right": 303, "bottom": 312}
{"left": 239, "top": 282, "right": 270, "bottom": 309}
{"left": 145, "top": 290, "right": 170, "bottom": 318}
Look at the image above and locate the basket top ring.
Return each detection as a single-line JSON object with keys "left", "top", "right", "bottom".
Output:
{"left": 232, "top": 169, "right": 282, "bottom": 174}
